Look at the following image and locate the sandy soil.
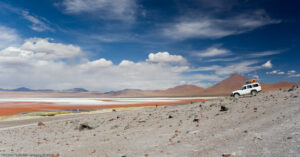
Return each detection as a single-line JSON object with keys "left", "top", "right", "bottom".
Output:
{"left": 0, "top": 89, "right": 299, "bottom": 157}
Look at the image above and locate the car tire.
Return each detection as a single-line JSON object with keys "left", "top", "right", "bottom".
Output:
{"left": 234, "top": 93, "right": 239, "bottom": 98}
{"left": 251, "top": 90, "right": 257, "bottom": 96}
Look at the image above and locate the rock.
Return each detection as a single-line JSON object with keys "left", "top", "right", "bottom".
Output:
{"left": 51, "top": 154, "right": 59, "bottom": 157}
{"left": 138, "top": 120, "right": 146, "bottom": 123}
{"left": 288, "top": 85, "right": 298, "bottom": 92}
{"left": 37, "top": 122, "right": 45, "bottom": 126}
{"left": 287, "top": 136, "right": 293, "bottom": 139}
{"left": 220, "top": 106, "right": 228, "bottom": 112}
{"left": 222, "top": 154, "right": 231, "bottom": 157}
{"left": 77, "top": 123, "right": 97, "bottom": 131}
{"left": 124, "top": 125, "right": 131, "bottom": 130}
{"left": 193, "top": 118, "right": 199, "bottom": 122}
{"left": 210, "top": 103, "right": 217, "bottom": 107}
{"left": 110, "top": 125, "right": 119, "bottom": 130}
{"left": 168, "top": 115, "right": 173, "bottom": 119}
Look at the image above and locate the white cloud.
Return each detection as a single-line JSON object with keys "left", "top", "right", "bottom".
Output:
{"left": 0, "top": 39, "right": 199, "bottom": 91}
{"left": 249, "top": 50, "right": 281, "bottom": 57}
{"left": 22, "top": 11, "right": 54, "bottom": 32}
{"left": 119, "top": 60, "right": 135, "bottom": 66}
{"left": 59, "top": 0, "right": 136, "bottom": 21}
{"left": 287, "top": 70, "right": 300, "bottom": 78}
{"left": 289, "top": 74, "right": 300, "bottom": 78}
{"left": 288, "top": 70, "right": 296, "bottom": 75}
{"left": 0, "top": 26, "right": 21, "bottom": 49}
{"left": 147, "top": 52, "right": 186, "bottom": 64}
{"left": 164, "top": 10, "right": 280, "bottom": 40}
{"left": 261, "top": 60, "right": 273, "bottom": 68}
{"left": 189, "top": 65, "right": 221, "bottom": 72}
{"left": 190, "top": 60, "right": 263, "bottom": 75}
{"left": 20, "top": 38, "right": 82, "bottom": 59}
{"left": 215, "top": 61, "right": 261, "bottom": 75}
{"left": 80, "top": 58, "right": 113, "bottom": 70}
{"left": 266, "top": 70, "right": 285, "bottom": 75}
{"left": 196, "top": 46, "right": 231, "bottom": 57}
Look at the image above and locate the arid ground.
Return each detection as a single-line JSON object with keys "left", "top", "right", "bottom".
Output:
{"left": 0, "top": 88, "right": 299, "bottom": 157}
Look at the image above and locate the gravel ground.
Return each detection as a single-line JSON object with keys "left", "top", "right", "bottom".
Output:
{"left": 0, "top": 88, "right": 299, "bottom": 157}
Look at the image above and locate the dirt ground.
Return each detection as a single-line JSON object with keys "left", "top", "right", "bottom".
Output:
{"left": 0, "top": 88, "right": 299, "bottom": 157}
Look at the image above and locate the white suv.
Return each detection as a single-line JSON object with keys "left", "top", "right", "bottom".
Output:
{"left": 231, "top": 82, "right": 262, "bottom": 98}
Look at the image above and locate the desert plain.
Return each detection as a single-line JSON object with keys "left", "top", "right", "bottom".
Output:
{"left": 0, "top": 86, "right": 299, "bottom": 157}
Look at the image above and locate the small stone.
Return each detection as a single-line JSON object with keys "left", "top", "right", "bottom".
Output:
{"left": 244, "top": 130, "right": 248, "bottom": 133}
{"left": 37, "top": 122, "right": 45, "bottom": 126}
{"left": 287, "top": 136, "right": 293, "bottom": 139}
{"left": 193, "top": 118, "right": 199, "bottom": 122}
{"left": 220, "top": 106, "right": 228, "bottom": 112}
{"left": 168, "top": 115, "right": 173, "bottom": 119}
{"left": 78, "top": 123, "right": 97, "bottom": 131}
{"left": 110, "top": 125, "right": 119, "bottom": 130}
{"left": 222, "top": 154, "right": 231, "bottom": 157}
{"left": 51, "top": 154, "right": 59, "bottom": 157}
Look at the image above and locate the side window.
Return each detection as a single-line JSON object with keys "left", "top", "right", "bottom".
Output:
{"left": 242, "top": 86, "right": 246, "bottom": 90}
{"left": 247, "top": 85, "right": 252, "bottom": 89}
{"left": 253, "top": 84, "right": 258, "bottom": 87}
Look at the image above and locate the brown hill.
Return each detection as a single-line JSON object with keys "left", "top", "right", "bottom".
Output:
{"left": 261, "top": 82, "right": 299, "bottom": 92}
{"left": 102, "top": 73, "right": 298, "bottom": 97}
{"left": 103, "top": 85, "right": 204, "bottom": 97}
{"left": 203, "top": 73, "right": 248, "bottom": 95}
{"left": 158, "top": 85, "right": 204, "bottom": 96}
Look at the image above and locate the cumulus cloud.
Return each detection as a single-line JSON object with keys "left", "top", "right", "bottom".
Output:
{"left": 0, "top": 26, "right": 21, "bottom": 49}
{"left": 196, "top": 46, "right": 231, "bottom": 58}
{"left": 261, "top": 60, "right": 273, "bottom": 68}
{"left": 59, "top": 0, "right": 136, "bottom": 21}
{"left": 147, "top": 52, "right": 186, "bottom": 64}
{"left": 164, "top": 10, "right": 280, "bottom": 40}
{"left": 0, "top": 38, "right": 203, "bottom": 91}
{"left": 80, "top": 58, "right": 113, "bottom": 70}
{"left": 22, "top": 11, "right": 54, "bottom": 32}
{"left": 19, "top": 38, "right": 82, "bottom": 60}
{"left": 266, "top": 70, "right": 285, "bottom": 75}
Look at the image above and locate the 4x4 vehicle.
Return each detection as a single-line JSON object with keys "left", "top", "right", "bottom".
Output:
{"left": 231, "top": 80, "right": 262, "bottom": 98}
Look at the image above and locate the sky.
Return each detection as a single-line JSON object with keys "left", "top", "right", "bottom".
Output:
{"left": 0, "top": 0, "right": 299, "bottom": 91}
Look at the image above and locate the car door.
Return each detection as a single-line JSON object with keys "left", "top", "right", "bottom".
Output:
{"left": 245, "top": 85, "right": 252, "bottom": 94}
{"left": 241, "top": 86, "right": 247, "bottom": 95}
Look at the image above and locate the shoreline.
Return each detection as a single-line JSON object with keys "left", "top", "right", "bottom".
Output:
{"left": 0, "top": 98, "right": 208, "bottom": 117}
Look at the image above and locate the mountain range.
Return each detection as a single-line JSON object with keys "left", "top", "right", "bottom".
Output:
{"left": 0, "top": 74, "right": 299, "bottom": 97}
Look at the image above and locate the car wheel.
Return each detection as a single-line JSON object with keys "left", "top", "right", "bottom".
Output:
{"left": 251, "top": 90, "right": 257, "bottom": 96}
{"left": 234, "top": 93, "right": 239, "bottom": 98}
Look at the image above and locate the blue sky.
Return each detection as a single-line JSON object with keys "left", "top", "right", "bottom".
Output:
{"left": 0, "top": 0, "right": 299, "bottom": 91}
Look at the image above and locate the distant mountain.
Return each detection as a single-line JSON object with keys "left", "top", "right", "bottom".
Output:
{"left": 11, "top": 87, "right": 34, "bottom": 92}
{"left": 62, "top": 88, "right": 89, "bottom": 92}
{"left": 103, "top": 85, "right": 205, "bottom": 97}
{"left": 203, "top": 73, "right": 248, "bottom": 95}
{"left": 0, "top": 87, "right": 86, "bottom": 92}
{"left": 0, "top": 74, "right": 298, "bottom": 96}
{"left": 101, "top": 73, "right": 299, "bottom": 97}
{"left": 104, "top": 89, "right": 144, "bottom": 97}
